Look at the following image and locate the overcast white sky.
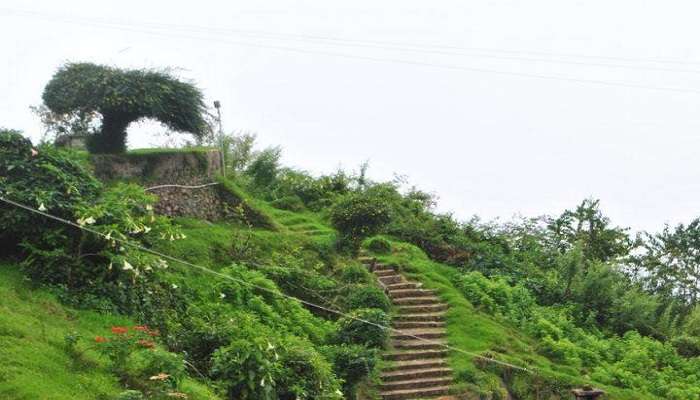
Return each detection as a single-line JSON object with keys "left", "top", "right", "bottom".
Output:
{"left": 2, "top": 1, "right": 700, "bottom": 232}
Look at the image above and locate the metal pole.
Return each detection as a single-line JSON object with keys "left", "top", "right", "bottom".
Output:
{"left": 213, "top": 101, "right": 226, "bottom": 177}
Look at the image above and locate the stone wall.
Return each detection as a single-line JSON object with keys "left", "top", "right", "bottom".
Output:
{"left": 91, "top": 149, "right": 245, "bottom": 222}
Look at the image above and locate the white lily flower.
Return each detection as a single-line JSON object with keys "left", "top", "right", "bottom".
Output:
{"left": 219, "top": 293, "right": 226, "bottom": 299}
{"left": 122, "top": 260, "right": 134, "bottom": 271}
{"left": 171, "top": 283, "right": 178, "bottom": 289}
{"left": 84, "top": 217, "right": 96, "bottom": 225}
{"left": 38, "top": 203, "right": 47, "bottom": 212}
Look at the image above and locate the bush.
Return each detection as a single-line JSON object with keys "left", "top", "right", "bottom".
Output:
{"left": 453, "top": 271, "right": 535, "bottom": 323}
{"left": 330, "top": 190, "right": 392, "bottom": 252}
{"left": 339, "top": 264, "right": 373, "bottom": 285}
{"left": 212, "top": 327, "right": 341, "bottom": 400}
{"left": 322, "top": 344, "right": 378, "bottom": 398}
{"left": 247, "top": 147, "right": 281, "bottom": 188}
{"left": 365, "top": 236, "right": 392, "bottom": 254}
{"left": 335, "top": 308, "right": 389, "bottom": 349}
{"left": 116, "top": 391, "right": 145, "bottom": 400}
{"left": 344, "top": 286, "right": 391, "bottom": 312}
{"left": 0, "top": 130, "right": 100, "bottom": 251}
{"left": 672, "top": 335, "right": 700, "bottom": 357}
{"left": 270, "top": 195, "right": 306, "bottom": 212}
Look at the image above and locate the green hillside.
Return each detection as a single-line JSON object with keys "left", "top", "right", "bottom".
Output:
{"left": 4, "top": 120, "right": 700, "bottom": 400}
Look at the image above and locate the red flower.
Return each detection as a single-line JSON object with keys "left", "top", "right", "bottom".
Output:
{"left": 94, "top": 336, "right": 109, "bottom": 343}
{"left": 148, "top": 329, "right": 160, "bottom": 337}
{"left": 133, "top": 325, "right": 149, "bottom": 332}
{"left": 137, "top": 339, "right": 156, "bottom": 349}
{"left": 111, "top": 326, "right": 128, "bottom": 335}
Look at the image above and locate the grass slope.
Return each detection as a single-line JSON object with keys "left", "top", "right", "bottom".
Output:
{"left": 0, "top": 263, "right": 218, "bottom": 400}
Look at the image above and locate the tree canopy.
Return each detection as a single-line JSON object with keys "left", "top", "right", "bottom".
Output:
{"left": 42, "top": 62, "right": 208, "bottom": 153}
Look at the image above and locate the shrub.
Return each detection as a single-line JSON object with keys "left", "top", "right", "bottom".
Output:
{"left": 330, "top": 190, "right": 392, "bottom": 252}
{"left": 116, "top": 391, "right": 145, "bottom": 400}
{"left": 672, "top": 335, "right": 700, "bottom": 357}
{"left": 270, "top": 195, "right": 306, "bottom": 212}
{"left": 212, "top": 328, "right": 341, "bottom": 400}
{"left": 339, "top": 264, "right": 373, "bottom": 285}
{"left": 247, "top": 147, "right": 281, "bottom": 188}
{"left": 0, "top": 130, "right": 100, "bottom": 251}
{"left": 335, "top": 308, "right": 389, "bottom": 349}
{"left": 365, "top": 236, "right": 392, "bottom": 254}
{"left": 344, "top": 286, "right": 391, "bottom": 312}
{"left": 453, "top": 271, "right": 535, "bottom": 323}
{"left": 322, "top": 344, "right": 378, "bottom": 398}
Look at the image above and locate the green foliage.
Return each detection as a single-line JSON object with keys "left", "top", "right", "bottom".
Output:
{"left": 42, "top": 62, "right": 207, "bottom": 153}
{"left": 453, "top": 271, "right": 535, "bottom": 323}
{"left": 116, "top": 390, "right": 146, "bottom": 400}
{"left": 0, "top": 129, "right": 100, "bottom": 250}
{"left": 330, "top": 188, "right": 392, "bottom": 251}
{"left": 211, "top": 323, "right": 341, "bottom": 400}
{"left": 270, "top": 195, "right": 306, "bottom": 212}
{"left": 247, "top": 146, "right": 282, "bottom": 188}
{"left": 344, "top": 286, "right": 391, "bottom": 312}
{"left": 322, "top": 344, "right": 378, "bottom": 398}
{"left": 365, "top": 236, "right": 392, "bottom": 254}
{"left": 334, "top": 308, "right": 389, "bottom": 349}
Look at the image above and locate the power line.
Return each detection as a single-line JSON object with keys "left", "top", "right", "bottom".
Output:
{"left": 0, "top": 194, "right": 533, "bottom": 374}
{"left": 5, "top": 7, "right": 700, "bottom": 69}
{"left": 2, "top": 10, "right": 700, "bottom": 95}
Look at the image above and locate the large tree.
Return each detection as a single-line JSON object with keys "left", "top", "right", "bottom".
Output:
{"left": 42, "top": 63, "right": 208, "bottom": 153}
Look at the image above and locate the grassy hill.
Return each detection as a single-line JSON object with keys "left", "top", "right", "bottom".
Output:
{"left": 3, "top": 132, "right": 700, "bottom": 400}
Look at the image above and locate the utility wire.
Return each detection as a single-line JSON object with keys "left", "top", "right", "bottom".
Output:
{"left": 4, "top": 7, "right": 700, "bottom": 68}
{"left": 0, "top": 194, "right": 533, "bottom": 374}
{"left": 144, "top": 182, "right": 219, "bottom": 191}
{"left": 2, "top": 10, "right": 700, "bottom": 95}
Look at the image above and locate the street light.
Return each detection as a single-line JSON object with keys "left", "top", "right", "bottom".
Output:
{"left": 213, "top": 100, "right": 225, "bottom": 177}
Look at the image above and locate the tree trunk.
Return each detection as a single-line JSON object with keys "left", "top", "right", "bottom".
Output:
{"left": 87, "top": 112, "right": 134, "bottom": 153}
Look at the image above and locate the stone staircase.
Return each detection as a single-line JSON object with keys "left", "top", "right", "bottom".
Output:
{"left": 360, "top": 256, "right": 454, "bottom": 400}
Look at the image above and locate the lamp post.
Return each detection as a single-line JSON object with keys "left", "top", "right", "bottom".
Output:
{"left": 213, "top": 100, "right": 225, "bottom": 177}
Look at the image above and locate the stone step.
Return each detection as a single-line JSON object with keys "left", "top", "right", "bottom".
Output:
{"left": 386, "top": 282, "right": 420, "bottom": 291}
{"left": 383, "top": 359, "right": 448, "bottom": 372}
{"left": 381, "top": 367, "right": 452, "bottom": 382}
{"left": 391, "top": 329, "right": 446, "bottom": 341}
{"left": 393, "top": 320, "right": 445, "bottom": 329}
{"left": 397, "top": 304, "right": 449, "bottom": 314}
{"left": 384, "top": 349, "right": 449, "bottom": 361}
{"left": 393, "top": 296, "right": 442, "bottom": 306}
{"left": 379, "top": 275, "right": 403, "bottom": 285}
{"left": 381, "top": 376, "right": 453, "bottom": 392}
{"left": 375, "top": 269, "right": 399, "bottom": 277}
{"left": 358, "top": 256, "right": 375, "bottom": 263}
{"left": 392, "top": 339, "right": 447, "bottom": 350}
{"left": 393, "top": 313, "right": 446, "bottom": 322}
{"left": 389, "top": 289, "right": 435, "bottom": 299}
{"left": 380, "top": 385, "right": 451, "bottom": 400}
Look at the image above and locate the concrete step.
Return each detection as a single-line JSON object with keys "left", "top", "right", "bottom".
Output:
{"left": 381, "top": 367, "right": 452, "bottom": 382}
{"left": 380, "top": 385, "right": 451, "bottom": 400}
{"left": 386, "top": 282, "right": 420, "bottom": 291}
{"left": 379, "top": 275, "right": 403, "bottom": 285}
{"left": 383, "top": 359, "right": 448, "bottom": 372}
{"left": 381, "top": 376, "right": 453, "bottom": 392}
{"left": 393, "top": 320, "right": 445, "bottom": 329}
{"left": 393, "top": 296, "right": 442, "bottom": 306}
{"left": 389, "top": 289, "right": 435, "bottom": 299}
{"left": 393, "top": 313, "right": 446, "bottom": 322}
{"left": 392, "top": 339, "right": 447, "bottom": 350}
{"left": 391, "top": 329, "right": 446, "bottom": 341}
{"left": 384, "top": 349, "right": 449, "bottom": 361}
{"left": 397, "top": 304, "right": 449, "bottom": 314}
